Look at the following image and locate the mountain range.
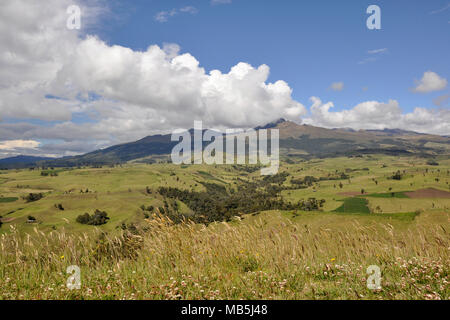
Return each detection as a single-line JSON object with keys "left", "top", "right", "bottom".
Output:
{"left": 1, "top": 120, "right": 449, "bottom": 168}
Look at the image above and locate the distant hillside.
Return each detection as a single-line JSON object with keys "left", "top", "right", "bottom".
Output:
{"left": 44, "top": 133, "right": 177, "bottom": 167}
{"left": 0, "top": 156, "right": 54, "bottom": 169}
{"left": 276, "top": 121, "right": 450, "bottom": 158}
{"left": 7, "top": 121, "right": 449, "bottom": 168}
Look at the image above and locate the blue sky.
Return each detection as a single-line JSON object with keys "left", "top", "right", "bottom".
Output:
{"left": 0, "top": 0, "right": 449, "bottom": 158}
{"left": 99, "top": 0, "right": 450, "bottom": 113}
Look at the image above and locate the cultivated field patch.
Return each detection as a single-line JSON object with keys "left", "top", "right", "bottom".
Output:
{"left": 405, "top": 188, "right": 450, "bottom": 199}
{"left": 0, "top": 197, "right": 18, "bottom": 203}
{"left": 333, "top": 198, "right": 370, "bottom": 214}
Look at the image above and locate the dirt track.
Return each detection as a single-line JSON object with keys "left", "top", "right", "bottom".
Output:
{"left": 337, "top": 192, "right": 364, "bottom": 197}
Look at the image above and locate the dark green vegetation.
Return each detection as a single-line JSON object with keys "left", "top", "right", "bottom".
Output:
{"left": 0, "top": 197, "right": 18, "bottom": 203}
{"left": 76, "top": 210, "right": 110, "bottom": 226}
{"left": 158, "top": 176, "right": 326, "bottom": 223}
{"left": 366, "top": 192, "right": 409, "bottom": 198}
{"left": 333, "top": 198, "right": 371, "bottom": 214}
{"left": 23, "top": 193, "right": 44, "bottom": 203}
{"left": 0, "top": 154, "right": 449, "bottom": 300}
{"left": 41, "top": 170, "right": 59, "bottom": 177}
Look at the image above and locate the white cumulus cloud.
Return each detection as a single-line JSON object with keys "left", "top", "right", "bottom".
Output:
{"left": 303, "top": 97, "right": 450, "bottom": 136}
{"left": 0, "top": 0, "right": 306, "bottom": 157}
{"left": 0, "top": 0, "right": 448, "bottom": 159}
{"left": 412, "top": 71, "right": 447, "bottom": 93}
{"left": 0, "top": 140, "right": 40, "bottom": 150}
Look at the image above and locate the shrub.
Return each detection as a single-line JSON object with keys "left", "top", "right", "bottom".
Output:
{"left": 76, "top": 213, "right": 91, "bottom": 224}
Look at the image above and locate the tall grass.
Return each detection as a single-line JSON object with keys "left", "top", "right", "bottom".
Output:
{"left": 0, "top": 215, "right": 448, "bottom": 300}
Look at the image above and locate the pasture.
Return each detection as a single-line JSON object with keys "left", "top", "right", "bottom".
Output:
{"left": 0, "top": 155, "right": 449, "bottom": 299}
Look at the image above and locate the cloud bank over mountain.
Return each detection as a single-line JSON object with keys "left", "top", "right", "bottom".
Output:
{"left": 0, "top": 0, "right": 448, "bottom": 158}
{"left": 303, "top": 97, "right": 449, "bottom": 135}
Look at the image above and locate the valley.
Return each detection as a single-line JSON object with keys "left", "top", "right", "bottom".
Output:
{"left": 0, "top": 154, "right": 448, "bottom": 299}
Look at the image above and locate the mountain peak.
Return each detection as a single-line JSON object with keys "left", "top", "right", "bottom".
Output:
{"left": 254, "top": 118, "right": 286, "bottom": 130}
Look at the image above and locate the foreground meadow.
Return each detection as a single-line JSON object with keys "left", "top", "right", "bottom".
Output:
{"left": 0, "top": 211, "right": 448, "bottom": 300}
{"left": 0, "top": 155, "right": 449, "bottom": 299}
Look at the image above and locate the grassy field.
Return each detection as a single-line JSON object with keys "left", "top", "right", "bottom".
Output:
{"left": 0, "top": 155, "right": 449, "bottom": 299}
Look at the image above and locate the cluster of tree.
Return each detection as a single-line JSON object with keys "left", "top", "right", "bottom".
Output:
{"left": 297, "top": 198, "right": 326, "bottom": 211}
{"left": 316, "top": 174, "right": 349, "bottom": 182}
{"left": 23, "top": 193, "right": 44, "bottom": 203}
{"left": 41, "top": 171, "right": 58, "bottom": 177}
{"left": 157, "top": 179, "right": 326, "bottom": 224}
{"left": 426, "top": 160, "right": 439, "bottom": 166}
{"left": 229, "top": 165, "right": 262, "bottom": 173}
{"left": 290, "top": 176, "right": 318, "bottom": 187}
{"left": 262, "top": 172, "right": 290, "bottom": 184}
{"left": 290, "top": 173, "right": 350, "bottom": 189}
{"left": 158, "top": 199, "right": 184, "bottom": 223}
{"left": 140, "top": 205, "right": 155, "bottom": 219}
{"left": 54, "top": 203, "right": 64, "bottom": 211}
{"left": 76, "top": 210, "right": 110, "bottom": 226}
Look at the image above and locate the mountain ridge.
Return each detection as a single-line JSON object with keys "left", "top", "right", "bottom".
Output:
{"left": 1, "top": 121, "right": 449, "bottom": 168}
